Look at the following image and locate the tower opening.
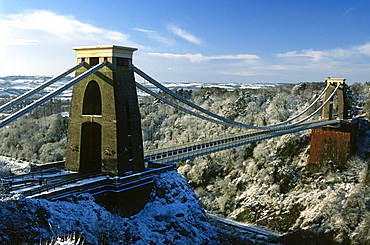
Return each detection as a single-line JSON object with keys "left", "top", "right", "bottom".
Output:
{"left": 116, "top": 57, "right": 130, "bottom": 67}
{"left": 82, "top": 81, "right": 102, "bottom": 115}
{"left": 89, "top": 57, "right": 99, "bottom": 66}
{"left": 80, "top": 122, "right": 102, "bottom": 173}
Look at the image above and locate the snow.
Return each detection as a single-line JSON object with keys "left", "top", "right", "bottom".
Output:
{"left": 354, "top": 117, "right": 370, "bottom": 159}
{"left": 1, "top": 76, "right": 281, "bottom": 106}
{"left": 0, "top": 156, "right": 30, "bottom": 174}
{"left": 0, "top": 171, "right": 222, "bottom": 244}
{"left": 27, "top": 175, "right": 107, "bottom": 198}
{"left": 60, "top": 112, "right": 69, "bottom": 117}
{"left": 0, "top": 170, "right": 281, "bottom": 244}
{"left": 0, "top": 92, "right": 17, "bottom": 96}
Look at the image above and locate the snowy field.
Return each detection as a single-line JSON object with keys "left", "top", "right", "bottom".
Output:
{"left": 0, "top": 75, "right": 280, "bottom": 102}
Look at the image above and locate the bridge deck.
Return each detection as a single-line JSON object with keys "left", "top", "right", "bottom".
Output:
{"left": 1, "top": 120, "right": 340, "bottom": 200}
{"left": 145, "top": 120, "right": 340, "bottom": 163}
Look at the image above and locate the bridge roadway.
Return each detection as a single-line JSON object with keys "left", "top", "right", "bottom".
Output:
{"left": 2, "top": 162, "right": 175, "bottom": 200}
{"left": 145, "top": 119, "right": 340, "bottom": 163}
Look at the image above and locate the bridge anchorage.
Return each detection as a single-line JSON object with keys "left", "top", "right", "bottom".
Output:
{"left": 309, "top": 77, "right": 357, "bottom": 172}
{"left": 0, "top": 45, "right": 357, "bottom": 216}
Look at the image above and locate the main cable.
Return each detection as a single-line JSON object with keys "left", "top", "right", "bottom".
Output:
{"left": 134, "top": 65, "right": 336, "bottom": 130}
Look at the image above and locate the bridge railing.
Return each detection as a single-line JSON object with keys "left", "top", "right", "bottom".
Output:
{"left": 144, "top": 118, "right": 321, "bottom": 158}
{"left": 19, "top": 172, "right": 103, "bottom": 197}
{"left": 26, "top": 163, "right": 176, "bottom": 199}
{"left": 144, "top": 128, "right": 264, "bottom": 156}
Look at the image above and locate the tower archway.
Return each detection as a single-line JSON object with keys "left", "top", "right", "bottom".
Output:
{"left": 83, "top": 81, "right": 102, "bottom": 115}
{"left": 80, "top": 122, "right": 102, "bottom": 173}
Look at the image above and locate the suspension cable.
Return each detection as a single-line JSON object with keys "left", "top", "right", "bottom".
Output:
{"left": 133, "top": 65, "right": 337, "bottom": 130}
{"left": 0, "top": 62, "right": 86, "bottom": 113}
{"left": 288, "top": 83, "right": 340, "bottom": 126}
{"left": 0, "top": 62, "right": 107, "bottom": 129}
{"left": 136, "top": 82, "right": 237, "bottom": 128}
{"left": 133, "top": 65, "right": 266, "bottom": 129}
{"left": 269, "top": 82, "right": 330, "bottom": 126}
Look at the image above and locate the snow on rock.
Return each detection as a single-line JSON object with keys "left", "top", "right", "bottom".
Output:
{"left": 129, "top": 170, "right": 218, "bottom": 244}
{"left": 0, "top": 171, "right": 220, "bottom": 244}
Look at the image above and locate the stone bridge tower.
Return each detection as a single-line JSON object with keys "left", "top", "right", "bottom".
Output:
{"left": 65, "top": 45, "right": 144, "bottom": 176}
{"left": 321, "top": 77, "right": 350, "bottom": 120}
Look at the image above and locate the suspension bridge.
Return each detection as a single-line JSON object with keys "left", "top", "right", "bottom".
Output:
{"left": 0, "top": 45, "right": 356, "bottom": 215}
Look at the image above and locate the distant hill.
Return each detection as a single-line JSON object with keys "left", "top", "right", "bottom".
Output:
{"left": 0, "top": 75, "right": 280, "bottom": 101}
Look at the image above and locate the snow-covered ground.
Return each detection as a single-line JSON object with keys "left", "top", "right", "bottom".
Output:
{"left": 0, "top": 170, "right": 277, "bottom": 244}
{"left": 0, "top": 76, "right": 73, "bottom": 102}
{"left": 0, "top": 156, "right": 30, "bottom": 175}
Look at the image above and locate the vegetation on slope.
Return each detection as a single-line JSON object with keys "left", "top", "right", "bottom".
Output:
{"left": 1, "top": 82, "right": 370, "bottom": 243}
{"left": 140, "top": 82, "right": 370, "bottom": 244}
{"left": 0, "top": 101, "right": 68, "bottom": 163}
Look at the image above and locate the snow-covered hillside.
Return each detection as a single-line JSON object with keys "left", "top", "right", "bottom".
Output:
{"left": 0, "top": 171, "right": 276, "bottom": 244}
{"left": 0, "top": 76, "right": 73, "bottom": 101}
{"left": 0, "top": 171, "right": 216, "bottom": 244}
{"left": 1, "top": 80, "right": 369, "bottom": 244}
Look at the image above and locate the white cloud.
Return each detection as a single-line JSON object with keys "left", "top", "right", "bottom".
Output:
{"left": 351, "top": 43, "right": 370, "bottom": 56}
{"left": 0, "top": 10, "right": 140, "bottom": 75}
{"left": 1, "top": 9, "right": 370, "bottom": 83}
{"left": 133, "top": 41, "right": 370, "bottom": 83}
{"left": 0, "top": 10, "right": 139, "bottom": 47}
{"left": 343, "top": 7, "right": 355, "bottom": 16}
{"left": 222, "top": 70, "right": 260, "bottom": 76}
{"left": 149, "top": 53, "right": 205, "bottom": 63}
{"left": 222, "top": 64, "right": 291, "bottom": 77}
{"left": 250, "top": 44, "right": 370, "bottom": 81}
{"left": 279, "top": 43, "right": 370, "bottom": 61}
{"left": 2, "top": 38, "right": 39, "bottom": 46}
{"left": 167, "top": 24, "right": 202, "bottom": 45}
{"left": 211, "top": 54, "right": 261, "bottom": 60}
{"left": 134, "top": 28, "right": 173, "bottom": 45}
{"left": 148, "top": 52, "right": 260, "bottom": 63}
{"left": 277, "top": 49, "right": 328, "bottom": 63}
{"left": 157, "top": 43, "right": 370, "bottom": 81}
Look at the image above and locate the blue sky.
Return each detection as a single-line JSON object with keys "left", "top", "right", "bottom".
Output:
{"left": 1, "top": 0, "right": 370, "bottom": 83}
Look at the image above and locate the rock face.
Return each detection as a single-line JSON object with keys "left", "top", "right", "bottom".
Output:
{"left": 0, "top": 171, "right": 219, "bottom": 244}
{"left": 355, "top": 117, "right": 370, "bottom": 159}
